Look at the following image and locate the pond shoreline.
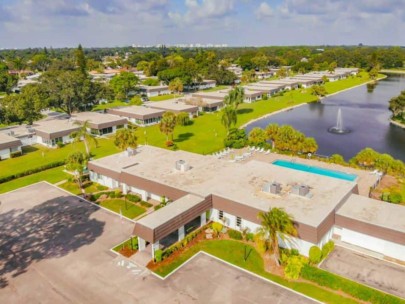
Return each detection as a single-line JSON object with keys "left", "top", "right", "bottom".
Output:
{"left": 240, "top": 76, "right": 385, "bottom": 129}
{"left": 390, "top": 119, "right": 405, "bottom": 129}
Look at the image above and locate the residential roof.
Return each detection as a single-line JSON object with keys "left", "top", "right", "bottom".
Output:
{"left": 336, "top": 194, "right": 405, "bottom": 234}
{"left": 0, "top": 133, "right": 22, "bottom": 150}
{"left": 71, "top": 112, "right": 127, "bottom": 129}
{"left": 33, "top": 118, "right": 80, "bottom": 140}
{"left": 136, "top": 194, "right": 205, "bottom": 229}
{"left": 147, "top": 99, "right": 198, "bottom": 113}
{"left": 89, "top": 146, "right": 356, "bottom": 228}
{"left": 140, "top": 85, "right": 169, "bottom": 92}
{"left": 107, "top": 106, "right": 164, "bottom": 120}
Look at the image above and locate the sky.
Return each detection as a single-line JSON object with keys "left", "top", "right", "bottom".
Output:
{"left": 0, "top": 0, "right": 405, "bottom": 48}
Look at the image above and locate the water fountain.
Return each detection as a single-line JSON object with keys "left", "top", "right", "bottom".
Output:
{"left": 328, "top": 108, "right": 351, "bottom": 134}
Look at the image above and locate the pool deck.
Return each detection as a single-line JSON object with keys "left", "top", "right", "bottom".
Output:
{"left": 223, "top": 148, "right": 378, "bottom": 197}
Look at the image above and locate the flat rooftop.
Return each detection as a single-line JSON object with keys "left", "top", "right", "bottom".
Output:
{"left": 136, "top": 194, "right": 205, "bottom": 229}
{"left": 33, "top": 118, "right": 79, "bottom": 136}
{"left": 71, "top": 112, "right": 127, "bottom": 129}
{"left": 147, "top": 99, "right": 198, "bottom": 113}
{"left": 0, "top": 133, "right": 22, "bottom": 149}
{"left": 337, "top": 194, "right": 405, "bottom": 233}
{"left": 108, "top": 106, "right": 164, "bottom": 118}
{"left": 90, "top": 146, "right": 357, "bottom": 228}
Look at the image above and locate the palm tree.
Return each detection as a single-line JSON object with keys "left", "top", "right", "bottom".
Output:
{"left": 159, "top": 111, "right": 177, "bottom": 142}
{"left": 221, "top": 106, "right": 237, "bottom": 134}
{"left": 258, "top": 208, "right": 297, "bottom": 266}
{"left": 224, "top": 86, "right": 245, "bottom": 109}
{"left": 114, "top": 124, "right": 138, "bottom": 150}
{"left": 265, "top": 123, "right": 279, "bottom": 149}
{"left": 71, "top": 120, "right": 98, "bottom": 156}
{"left": 65, "top": 152, "right": 87, "bottom": 194}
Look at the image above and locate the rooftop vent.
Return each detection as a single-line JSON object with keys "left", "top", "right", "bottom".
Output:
{"left": 262, "top": 182, "right": 281, "bottom": 195}
{"left": 291, "top": 184, "right": 310, "bottom": 197}
{"left": 125, "top": 147, "right": 137, "bottom": 157}
{"left": 175, "top": 159, "right": 190, "bottom": 172}
{"left": 8, "top": 131, "right": 14, "bottom": 136}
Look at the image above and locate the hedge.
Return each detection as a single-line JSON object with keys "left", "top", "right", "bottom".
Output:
{"left": 140, "top": 201, "right": 153, "bottom": 208}
{"left": 126, "top": 194, "right": 141, "bottom": 203}
{"left": 0, "top": 161, "right": 65, "bottom": 184}
{"left": 301, "top": 265, "right": 404, "bottom": 304}
{"left": 228, "top": 229, "right": 243, "bottom": 240}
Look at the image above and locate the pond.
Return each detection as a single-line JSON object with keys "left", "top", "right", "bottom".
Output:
{"left": 245, "top": 75, "right": 405, "bottom": 161}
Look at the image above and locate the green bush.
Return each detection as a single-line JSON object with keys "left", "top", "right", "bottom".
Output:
{"left": 114, "top": 190, "right": 122, "bottom": 198}
{"left": 245, "top": 232, "right": 254, "bottom": 242}
{"left": 154, "top": 204, "right": 164, "bottom": 211}
{"left": 228, "top": 229, "right": 243, "bottom": 240}
{"left": 301, "top": 265, "right": 403, "bottom": 304}
{"left": 140, "top": 201, "right": 153, "bottom": 208}
{"left": 212, "top": 222, "right": 223, "bottom": 236}
{"left": 56, "top": 142, "right": 65, "bottom": 148}
{"left": 309, "top": 246, "right": 322, "bottom": 265}
{"left": 109, "top": 191, "right": 116, "bottom": 198}
{"left": 0, "top": 160, "right": 65, "bottom": 184}
{"left": 284, "top": 256, "right": 307, "bottom": 280}
{"left": 10, "top": 151, "right": 22, "bottom": 158}
{"left": 321, "top": 240, "right": 335, "bottom": 258}
{"left": 126, "top": 193, "right": 141, "bottom": 202}
{"left": 253, "top": 233, "right": 267, "bottom": 254}
{"left": 224, "top": 128, "right": 248, "bottom": 149}
{"left": 155, "top": 249, "right": 163, "bottom": 262}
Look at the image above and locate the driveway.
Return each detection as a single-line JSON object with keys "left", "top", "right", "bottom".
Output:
{"left": 0, "top": 182, "right": 317, "bottom": 303}
{"left": 321, "top": 246, "right": 405, "bottom": 299}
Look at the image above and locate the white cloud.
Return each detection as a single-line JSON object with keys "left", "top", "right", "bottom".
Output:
{"left": 255, "top": 2, "right": 273, "bottom": 19}
{"left": 169, "top": 0, "right": 235, "bottom": 26}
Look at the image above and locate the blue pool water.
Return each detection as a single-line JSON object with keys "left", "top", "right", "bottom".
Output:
{"left": 272, "top": 160, "right": 357, "bottom": 181}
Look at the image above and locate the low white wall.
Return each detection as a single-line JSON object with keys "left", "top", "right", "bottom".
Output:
{"left": 339, "top": 228, "right": 405, "bottom": 261}
{"left": 0, "top": 148, "right": 11, "bottom": 159}
{"left": 90, "top": 172, "right": 119, "bottom": 189}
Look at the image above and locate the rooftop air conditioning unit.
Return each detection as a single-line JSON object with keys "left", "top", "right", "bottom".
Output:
{"left": 175, "top": 159, "right": 190, "bottom": 172}
{"left": 291, "top": 184, "right": 310, "bottom": 197}
{"left": 126, "top": 148, "right": 136, "bottom": 157}
{"left": 262, "top": 182, "right": 281, "bottom": 195}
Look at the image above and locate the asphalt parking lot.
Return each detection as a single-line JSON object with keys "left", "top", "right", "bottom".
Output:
{"left": 0, "top": 182, "right": 317, "bottom": 303}
{"left": 321, "top": 245, "right": 405, "bottom": 299}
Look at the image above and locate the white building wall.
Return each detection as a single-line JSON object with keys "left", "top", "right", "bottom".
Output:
{"left": 339, "top": 228, "right": 405, "bottom": 261}
{"left": 0, "top": 148, "right": 11, "bottom": 159}
{"left": 89, "top": 172, "right": 118, "bottom": 189}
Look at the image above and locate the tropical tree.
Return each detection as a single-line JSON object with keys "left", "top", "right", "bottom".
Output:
{"left": 301, "top": 137, "right": 318, "bottom": 154}
{"left": 224, "top": 86, "right": 245, "bottom": 109}
{"left": 114, "top": 125, "right": 138, "bottom": 150}
{"left": 265, "top": 124, "right": 279, "bottom": 149}
{"left": 310, "top": 85, "right": 327, "bottom": 100}
{"left": 248, "top": 127, "right": 267, "bottom": 146}
{"left": 389, "top": 90, "right": 405, "bottom": 119}
{"left": 75, "top": 44, "right": 87, "bottom": 75}
{"left": 159, "top": 111, "right": 177, "bottom": 143}
{"left": 328, "top": 61, "right": 337, "bottom": 73}
{"left": 221, "top": 106, "right": 237, "bottom": 134}
{"left": 276, "top": 67, "right": 287, "bottom": 78}
{"left": 257, "top": 208, "right": 297, "bottom": 265}
{"left": 65, "top": 152, "right": 88, "bottom": 193}
{"left": 176, "top": 112, "right": 191, "bottom": 126}
{"left": 70, "top": 120, "right": 98, "bottom": 156}
{"left": 169, "top": 77, "right": 184, "bottom": 97}
{"left": 110, "top": 71, "right": 139, "bottom": 101}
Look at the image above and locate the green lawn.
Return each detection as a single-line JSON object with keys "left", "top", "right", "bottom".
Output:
{"left": 0, "top": 138, "right": 120, "bottom": 180}
{"left": 58, "top": 181, "right": 108, "bottom": 195}
{"left": 323, "top": 72, "right": 375, "bottom": 94}
{"left": 152, "top": 240, "right": 358, "bottom": 304}
{"left": 0, "top": 166, "right": 68, "bottom": 194}
{"left": 201, "top": 85, "right": 230, "bottom": 92}
{"left": 98, "top": 198, "right": 146, "bottom": 219}
{"left": 149, "top": 94, "right": 181, "bottom": 102}
{"left": 92, "top": 100, "right": 129, "bottom": 111}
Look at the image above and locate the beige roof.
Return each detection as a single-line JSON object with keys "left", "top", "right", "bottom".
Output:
{"left": 33, "top": 118, "right": 79, "bottom": 138}
{"left": 108, "top": 106, "right": 164, "bottom": 117}
{"left": 136, "top": 194, "right": 205, "bottom": 229}
{"left": 147, "top": 99, "right": 198, "bottom": 113}
{"left": 71, "top": 112, "right": 127, "bottom": 129}
{"left": 0, "top": 133, "right": 22, "bottom": 150}
{"left": 337, "top": 194, "right": 405, "bottom": 233}
{"left": 90, "top": 146, "right": 357, "bottom": 228}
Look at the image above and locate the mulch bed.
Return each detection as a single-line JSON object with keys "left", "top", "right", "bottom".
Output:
{"left": 118, "top": 246, "right": 137, "bottom": 258}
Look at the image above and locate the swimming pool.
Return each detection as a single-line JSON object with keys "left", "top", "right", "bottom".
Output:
{"left": 272, "top": 160, "right": 357, "bottom": 181}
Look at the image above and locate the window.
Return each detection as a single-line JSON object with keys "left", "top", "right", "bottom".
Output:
{"left": 218, "top": 210, "right": 224, "bottom": 220}
{"left": 236, "top": 216, "right": 242, "bottom": 228}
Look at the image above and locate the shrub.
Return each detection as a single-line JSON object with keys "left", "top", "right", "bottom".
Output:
{"left": 228, "top": 229, "right": 243, "bottom": 240}
{"left": 96, "top": 184, "right": 107, "bottom": 191}
{"left": 212, "top": 222, "right": 223, "bottom": 236}
{"left": 154, "top": 249, "right": 163, "bottom": 262}
{"left": 301, "top": 265, "right": 403, "bottom": 304}
{"left": 126, "top": 194, "right": 141, "bottom": 203}
{"left": 309, "top": 246, "right": 322, "bottom": 265}
{"left": 176, "top": 112, "right": 191, "bottom": 126}
{"left": 140, "top": 201, "right": 153, "bottom": 208}
{"left": 321, "top": 240, "right": 335, "bottom": 258}
{"left": 0, "top": 160, "right": 66, "bottom": 184}
{"left": 109, "top": 191, "right": 116, "bottom": 198}
{"left": 154, "top": 204, "right": 164, "bottom": 211}
{"left": 56, "top": 142, "right": 65, "bottom": 148}
{"left": 114, "top": 190, "right": 122, "bottom": 198}
{"left": 165, "top": 140, "right": 174, "bottom": 147}
{"left": 224, "top": 128, "right": 248, "bottom": 149}
{"left": 253, "top": 233, "right": 267, "bottom": 254}
{"left": 10, "top": 151, "right": 22, "bottom": 158}
{"left": 388, "top": 192, "right": 402, "bottom": 204}
{"left": 284, "top": 256, "right": 307, "bottom": 280}
{"left": 245, "top": 232, "right": 254, "bottom": 242}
